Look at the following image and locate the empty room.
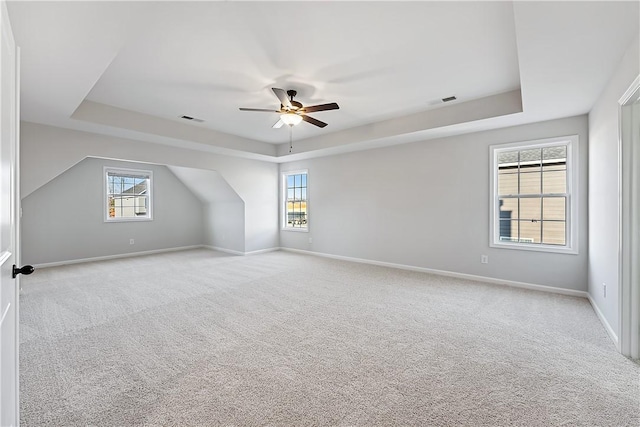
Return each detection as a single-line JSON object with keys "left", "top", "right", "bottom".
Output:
{"left": 0, "top": 0, "right": 639, "bottom": 425}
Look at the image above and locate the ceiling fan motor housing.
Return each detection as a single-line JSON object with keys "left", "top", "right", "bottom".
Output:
{"left": 285, "top": 90, "right": 302, "bottom": 111}
{"left": 239, "top": 87, "right": 338, "bottom": 128}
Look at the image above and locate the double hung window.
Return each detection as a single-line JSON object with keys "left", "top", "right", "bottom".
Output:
{"left": 490, "top": 136, "right": 578, "bottom": 253}
{"left": 283, "top": 171, "right": 308, "bottom": 230}
{"left": 105, "top": 168, "right": 152, "bottom": 221}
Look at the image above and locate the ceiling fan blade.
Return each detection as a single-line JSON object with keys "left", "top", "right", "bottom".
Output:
{"left": 302, "top": 102, "right": 339, "bottom": 113}
{"left": 302, "top": 115, "right": 328, "bottom": 128}
{"left": 272, "top": 88, "right": 292, "bottom": 108}
{"left": 239, "top": 108, "right": 280, "bottom": 112}
{"left": 272, "top": 119, "right": 284, "bottom": 129}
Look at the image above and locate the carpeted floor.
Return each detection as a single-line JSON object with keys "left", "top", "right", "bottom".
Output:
{"left": 19, "top": 249, "right": 640, "bottom": 426}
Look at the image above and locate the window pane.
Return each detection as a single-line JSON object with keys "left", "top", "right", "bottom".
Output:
{"left": 134, "top": 178, "right": 148, "bottom": 194}
{"left": 294, "top": 188, "right": 301, "bottom": 200}
{"left": 543, "top": 197, "right": 566, "bottom": 221}
{"left": 300, "top": 202, "right": 307, "bottom": 225}
{"left": 108, "top": 196, "right": 115, "bottom": 218}
{"left": 542, "top": 221, "right": 566, "bottom": 245}
{"left": 519, "top": 148, "right": 541, "bottom": 168}
{"left": 498, "top": 151, "right": 519, "bottom": 167}
{"left": 542, "top": 163, "right": 566, "bottom": 172}
{"left": 520, "top": 197, "right": 541, "bottom": 220}
{"left": 301, "top": 188, "right": 307, "bottom": 200}
{"left": 519, "top": 220, "right": 541, "bottom": 243}
{"left": 519, "top": 170, "right": 541, "bottom": 194}
{"left": 542, "top": 170, "right": 566, "bottom": 193}
{"left": 499, "top": 220, "right": 517, "bottom": 242}
{"left": 287, "top": 189, "right": 294, "bottom": 200}
{"left": 286, "top": 201, "right": 294, "bottom": 225}
{"left": 498, "top": 172, "right": 518, "bottom": 195}
{"left": 543, "top": 145, "right": 566, "bottom": 162}
{"left": 294, "top": 174, "right": 301, "bottom": 186}
{"left": 499, "top": 198, "right": 518, "bottom": 221}
{"left": 287, "top": 175, "right": 294, "bottom": 187}
{"left": 301, "top": 174, "right": 307, "bottom": 186}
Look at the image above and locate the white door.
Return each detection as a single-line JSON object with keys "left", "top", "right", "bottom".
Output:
{"left": 0, "top": 1, "right": 20, "bottom": 425}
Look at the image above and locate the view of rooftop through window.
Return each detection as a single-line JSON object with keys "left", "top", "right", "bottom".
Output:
{"left": 497, "top": 145, "right": 567, "bottom": 245}
{"left": 106, "top": 169, "right": 151, "bottom": 220}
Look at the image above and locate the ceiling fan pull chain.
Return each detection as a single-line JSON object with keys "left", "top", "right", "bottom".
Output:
{"left": 289, "top": 125, "right": 293, "bottom": 153}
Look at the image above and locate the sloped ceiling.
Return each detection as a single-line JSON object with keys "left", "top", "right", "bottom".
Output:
{"left": 167, "top": 166, "right": 244, "bottom": 205}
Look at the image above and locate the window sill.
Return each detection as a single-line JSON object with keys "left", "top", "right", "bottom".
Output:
{"left": 281, "top": 227, "right": 309, "bottom": 233}
{"left": 490, "top": 242, "right": 578, "bottom": 255}
{"left": 105, "top": 217, "right": 153, "bottom": 223}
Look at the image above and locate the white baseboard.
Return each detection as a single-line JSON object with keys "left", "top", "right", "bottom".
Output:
{"left": 245, "top": 247, "right": 280, "bottom": 256}
{"left": 32, "top": 245, "right": 205, "bottom": 269}
{"left": 280, "top": 247, "right": 589, "bottom": 299}
{"left": 204, "top": 245, "right": 245, "bottom": 256}
{"left": 204, "top": 246, "right": 280, "bottom": 256}
{"left": 587, "top": 294, "right": 619, "bottom": 349}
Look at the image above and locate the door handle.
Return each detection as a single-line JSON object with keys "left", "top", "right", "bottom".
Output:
{"left": 12, "top": 265, "right": 34, "bottom": 279}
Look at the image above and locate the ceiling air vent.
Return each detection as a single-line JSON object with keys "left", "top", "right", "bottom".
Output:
{"left": 442, "top": 96, "right": 457, "bottom": 103}
{"left": 180, "top": 115, "right": 204, "bottom": 123}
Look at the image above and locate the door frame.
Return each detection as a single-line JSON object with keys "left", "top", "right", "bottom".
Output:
{"left": 619, "top": 74, "right": 640, "bottom": 359}
{"left": 0, "top": 0, "right": 20, "bottom": 422}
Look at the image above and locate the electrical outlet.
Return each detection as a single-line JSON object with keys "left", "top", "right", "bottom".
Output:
{"left": 481, "top": 255, "right": 489, "bottom": 264}
{"left": 309, "top": 237, "right": 313, "bottom": 244}
{"left": 129, "top": 239, "right": 135, "bottom": 245}
{"left": 603, "top": 283, "right": 607, "bottom": 298}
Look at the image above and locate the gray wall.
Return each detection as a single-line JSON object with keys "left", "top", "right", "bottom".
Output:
{"left": 20, "top": 122, "right": 280, "bottom": 254}
{"left": 167, "top": 166, "right": 246, "bottom": 253}
{"left": 281, "top": 115, "right": 589, "bottom": 291}
{"left": 22, "top": 157, "right": 204, "bottom": 265}
{"left": 204, "top": 202, "right": 245, "bottom": 253}
{"left": 588, "top": 34, "right": 640, "bottom": 337}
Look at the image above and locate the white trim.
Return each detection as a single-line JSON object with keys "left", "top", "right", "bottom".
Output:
{"left": 280, "top": 247, "right": 588, "bottom": 298}
{"left": 203, "top": 246, "right": 244, "bottom": 256}
{"left": 618, "top": 73, "right": 640, "bottom": 359}
{"left": 489, "top": 135, "right": 579, "bottom": 254}
{"left": 204, "top": 245, "right": 280, "bottom": 256}
{"left": 619, "top": 74, "right": 640, "bottom": 104}
{"left": 0, "top": 303, "right": 10, "bottom": 328}
{"left": 14, "top": 46, "right": 21, "bottom": 425}
{"left": 103, "top": 166, "right": 153, "bottom": 222}
{"left": 32, "top": 245, "right": 203, "bottom": 269}
{"left": 0, "top": 250, "right": 10, "bottom": 266}
{"left": 280, "top": 227, "right": 309, "bottom": 233}
{"left": 32, "top": 245, "right": 283, "bottom": 267}
{"left": 281, "top": 169, "right": 309, "bottom": 231}
{"left": 244, "top": 247, "right": 280, "bottom": 256}
{"left": 588, "top": 294, "right": 619, "bottom": 348}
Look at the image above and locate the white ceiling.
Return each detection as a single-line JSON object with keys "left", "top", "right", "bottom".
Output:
{"left": 7, "top": 1, "right": 639, "bottom": 162}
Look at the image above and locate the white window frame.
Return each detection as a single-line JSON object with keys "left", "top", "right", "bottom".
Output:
{"left": 282, "top": 169, "right": 309, "bottom": 232}
{"left": 489, "top": 135, "right": 578, "bottom": 254}
{"left": 104, "top": 167, "right": 153, "bottom": 222}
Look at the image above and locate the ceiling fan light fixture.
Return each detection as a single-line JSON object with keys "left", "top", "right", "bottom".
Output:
{"left": 281, "top": 113, "right": 302, "bottom": 126}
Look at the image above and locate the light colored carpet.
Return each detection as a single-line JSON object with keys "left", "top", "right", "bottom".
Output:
{"left": 20, "top": 248, "right": 640, "bottom": 426}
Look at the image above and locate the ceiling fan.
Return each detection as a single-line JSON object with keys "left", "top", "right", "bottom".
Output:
{"left": 239, "top": 88, "right": 339, "bottom": 128}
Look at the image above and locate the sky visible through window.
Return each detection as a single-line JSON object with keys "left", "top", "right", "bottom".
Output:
{"left": 285, "top": 173, "right": 307, "bottom": 228}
